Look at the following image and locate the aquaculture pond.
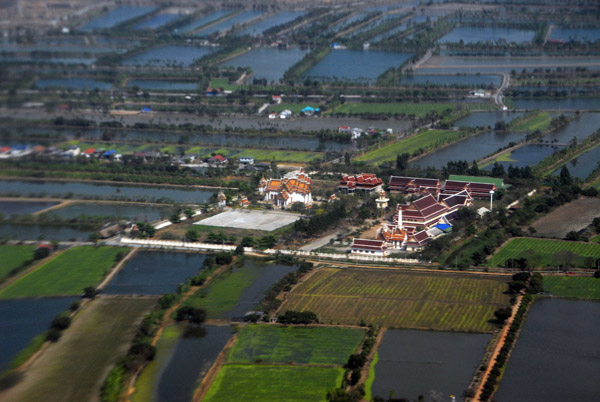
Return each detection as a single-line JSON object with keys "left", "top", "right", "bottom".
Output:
{"left": 46, "top": 202, "right": 175, "bottom": 222}
{"left": 542, "top": 112, "right": 600, "bottom": 143}
{"left": 552, "top": 144, "right": 600, "bottom": 179}
{"left": 485, "top": 144, "right": 562, "bottom": 170}
{"left": 0, "top": 297, "right": 78, "bottom": 372}
{"left": 238, "top": 11, "right": 304, "bottom": 36}
{"left": 453, "top": 111, "right": 524, "bottom": 128}
{"left": 399, "top": 74, "right": 501, "bottom": 87}
{"left": 123, "top": 45, "right": 215, "bottom": 67}
{"left": 35, "top": 78, "right": 112, "bottom": 91}
{"left": 103, "top": 251, "right": 205, "bottom": 295}
{"left": 0, "top": 180, "right": 214, "bottom": 203}
{"left": 550, "top": 28, "right": 600, "bottom": 43}
{"left": 177, "top": 10, "right": 233, "bottom": 34}
{"left": 512, "top": 97, "right": 600, "bottom": 111}
{"left": 496, "top": 299, "right": 600, "bottom": 402}
{"left": 195, "top": 11, "right": 264, "bottom": 37}
{"left": 303, "top": 50, "right": 413, "bottom": 81}
{"left": 218, "top": 47, "right": 310, "bottom": 83}
{"left": 135, "top": 13, "right": 180, "bottom": 30}
{"left": 371, "top": 329, "right": 490, "bottom": 401}
{"left": 155, "top": 325, "right": 234, "bottom": 402}
{"left": 125, "top": 80, "right": 198, "bottom": 91}
{"left": 438, "top": 27, "right": 535, "bottom": 44}
{"left": 0, "top": 200, "right": 57, "bottom": 216}
{"left": 0, "top": 223, "right": 90, "bottom": 241}
{"left": 411, "top": 130, "right": 525, "bottom": 169}
{"left": 420, "top": 56, "right": 600, "bottom": 74}
{"left": 81, "top": 6, "right": 156, "bottom": 31}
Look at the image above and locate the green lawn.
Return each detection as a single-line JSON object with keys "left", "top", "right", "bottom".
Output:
{"left": 228, "top": 325, "right": 364, "bottom": 365}
{"left": 511, "top": 112, "right": 553, "bottom": 132}
{"left": 331, "top": 102, "right": 492, "bottom": 117}
{"left": 543, "top": 276, "right": 600, "bottom": 300}
{"left": 487, "top": 238, "right": 600, "bottom": 268}
{"left": 203, "top": 365, "right": 344, "bottom": 402}
{"left": 0, "top": 245, "right": 35, "bottom": 281}
{"left": 356, "top": 130, "right": 467, "bottom": 163}
{"left": 131, "top": 325, "right": 182, "bottom": 402}
{"left": 0, "top": 246, "right": 128, "bottom": 298}
{"left": 182, "top": 266, "right": 262, "bottom": 318}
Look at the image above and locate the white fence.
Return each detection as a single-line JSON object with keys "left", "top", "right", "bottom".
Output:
{"left": 119, "top": 237, "right": 420, "bottom": 264}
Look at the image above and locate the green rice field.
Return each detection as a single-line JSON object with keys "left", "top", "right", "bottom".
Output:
{"left": 203, "top": 365, "right": 345, "bottom": 402}
{"left": 511, "top": 112, "right": 553, "bottom": 132}
{"left": 356, "top": 130, "right": 469, "bottom": 164}
{"left": 543, "top": 276, "right": 600, "bottom": 300}
{"left": 487, "top": 238, "right": 600, "bottom": 268}
{"left": 0, "top": 244, "right": 35, "bottom": 281}
{"left": 0, "top": 246, "right": 128, "bottom": 298}
{"left": 228, "top": 325, "right": 364, "bottom": 365}
{"left": 281, "top": 268, "right": 509, "bottom": 332}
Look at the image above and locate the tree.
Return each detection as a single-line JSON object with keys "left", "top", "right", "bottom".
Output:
{"left": 240, "top": 236, "right": 255, "bottom": 247}
{"left": 234, "top": 244, "right": 245, "bottom": 256}
{"left": 175, "top": 306, "right": 207, "bottom": 324}
{"left": 169, "top": 213, "right": 181, "bottom": 224}
{"left": 491, "top": 162, "right": 505, "bottom": 177}
{"left": 493, "top": 307, "right": 512, "bottom": 324}
{"left": 215, "top": 252, "right": 233, "bottom": 265}
{"left": 51, "top": 315, "right": 71, "bottom": 330}
{"left": 559, "top": 166, "right": 573, "bottom": 186}
{"left": 185, "top": 229, "right": 199, "bottom": 242}
{"left": 34, "top": 246, "right": 50, "bottom": 260}
{"left": 183, "top": 208, "right": 195, "bottom": 219}
{"left": 258, "top": 235, "right": 277, "bottom": 249}
{"left": 396, "top": 153, "right": 409, "bottom": 172}
{"left": 554, "top": 250, "right": 577, "bottom": 271}
{"left": 519, "top": 249, "right": 542, "bottom": 270}
{"left": 83, "top": 286, "right": 98, "bottom": 298}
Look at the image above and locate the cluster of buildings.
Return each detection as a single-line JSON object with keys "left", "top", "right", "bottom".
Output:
{"left": 351, "top": 175, "right": 501, "bottom": 256}
{"left": 258, "top": 169, "right": 313, "bottom": 208}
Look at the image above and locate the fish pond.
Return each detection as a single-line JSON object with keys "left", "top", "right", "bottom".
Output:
{"left": 542, "top": 112, "right": 600, "bottom": 143}
{"left": 496, "top": 298, "right": 600, "bottom": 402}
{"left": 35, "top": 78, "right": 112, "bottom": 91}
{"left": 553, "top": 144, "right": 600, "bottom": 179}
{"left": 485, "top": 144, "right": 561, "bottom": 169}
{"left": 0, "top": 297, "right": 78, "bottom": 372}
{"left": 238, "top": 11, "right": 304, "bottom": 36}
{"left": 135, "top": 13, "right": 180, "bottom": 30}
{"left": 438, "top": 26, "right": 535, "bottom": 44}
{"left": 219, "top": 47, "right": 310, "bottom": 83}
{"left": 453, "top": 111, "right": 524, "bottom": 128}
{"left": 196, "top": 11, "right": 263, "bottom": 37}
{"left": 176, "top": 10, "right": 233, "bottom": 34}
{"left": 550, "top": 28, "right": 600, "bottom": 43}
{"left": 123, "top": 45, "right": 215, "bottom": 67}
{"left": 103, "top": 251, "right": 205, "bottom": 295}
{"left": 125, "top": 80, "right": 198, "bottom": 91}
{"left": 400, "top": 74, "right": 501, "bottom": 87}
{"left": 411, "top": 130, "right": 525, "bottom": 169}
{"left": 153, "top": 325, "right": 234, "bottom": 402}
{"left": 46, "top": 202, "right": 174, "bottom": 222}
{"left": 0, "top": 180, "right": 214, "bottom": 203}
{"left": 81, "top": 6, "right": 156, "bottom": 31}
{"left": 370, "top": 329, "right": 490, "bottom": 401}
{"left": 0, "top": 223, "right": 90, "bottom": 241}
{"left": 512, "top": 97, "right": 600, "bottom": 111}
{"left": 303, "top": 50, "right": 413, "bottom": 81}
{"left": 0, "top": 200, "right": 57, "bottom": 216}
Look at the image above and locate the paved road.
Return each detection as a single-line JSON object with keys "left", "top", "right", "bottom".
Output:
{"left": 495, "top": 73, "right": 510, "bottom": 109}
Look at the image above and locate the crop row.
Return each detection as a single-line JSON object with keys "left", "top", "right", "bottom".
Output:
{"left": 543, "top": 276, "right": 600, "bottom": 300}
{"left": 487, "top": 238, "right": 600, "bottom": 267}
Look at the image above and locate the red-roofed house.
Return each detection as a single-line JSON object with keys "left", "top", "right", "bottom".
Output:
{"left": 209, "top": 154, "right": 228, "bottom": 164}
{"left": 443, "top": 180, "right": 496, "bottom": 198}
{"left": 258, "top": 169, "right": 312, "bottom": 208}
{"left": 388, "top": 176, "right": 441, "bottom": 195}
{"left": 338, "top": 173, "right": 383, "bottom": 194}
{"left": 350, "top": 238, "right": 388, "bottom": 256}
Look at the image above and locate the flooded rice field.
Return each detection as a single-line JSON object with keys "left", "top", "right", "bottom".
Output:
{"left": 496, "top": 298, "right": 600, "bottom": 402}
{"left": 0, "top": 223, "right": 90, "bottom": 241}
{"left": 46, "top": 202, "right": 174, "bottom": 222}
{"left": 219, "top": 47, "right": 310, "bottom": 83}
{"left": 0, "top": 179, "right": 214, "bottom": 203}
{"left": 0, "top": 297, "right": 78, "bottom": 372}
{"left": 371, "top": 329, "right": 490, "bottom": 402}
{"left": 103, "top": 251, "right": 205, "bottom": 295}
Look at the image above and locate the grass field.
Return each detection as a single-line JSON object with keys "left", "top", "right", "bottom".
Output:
{"left": 203, "top": 365, "right": 345, "bottom": 402}
{"left": 281, "top": 268, "right": 509, "bottom": 332}
{"left": 0, "top": 244, "right": 35, "bottom": 281}
{"left": 1, "top": 297, "right": 155, "bottom": 402}
{"left": 356, "top": 130, "right": 467, "bottom": 164}
{"left": 511, "top": 112, "right": 553, "bottom": 132}
{"left": 131, "top": 325, "right": 182, "bottom": 402}
{"left": 487, "top": 238, "right": 600, "bottom": 268}
{"left": 331, "top": 102, "right": 493, "bottom": 117}
{"left": 0, "top": 246, "right": 128, "bottom": 298}
{"left": 543, "top": 276, "right": 600, "bottom": 300}
{"left": 182, "top": 266, "right": 261, "bottom": 318}
{"left": 364, "top": 351, "right": 378, "bottom": 402}
{"left": 228, "top": 325, "right": 364, "bottom": 365}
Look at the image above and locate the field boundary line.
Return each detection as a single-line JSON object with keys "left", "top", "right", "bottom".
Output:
{"left": 192, "top": 333, "right": 238, "bottom": 402}
{"left": 97, "top": 248, "right": 138, "bottom": 290}
{"left": 354, "top": 327, "right": 386, "bottom": 392}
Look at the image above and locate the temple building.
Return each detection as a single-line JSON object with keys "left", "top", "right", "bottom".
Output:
{"left": 258, "top": 169, "right": 312, "bottom": 208}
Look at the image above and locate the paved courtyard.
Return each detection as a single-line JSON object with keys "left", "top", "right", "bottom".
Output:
{"left": 195, "top": 209, "right": 301, "bottom": 231}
